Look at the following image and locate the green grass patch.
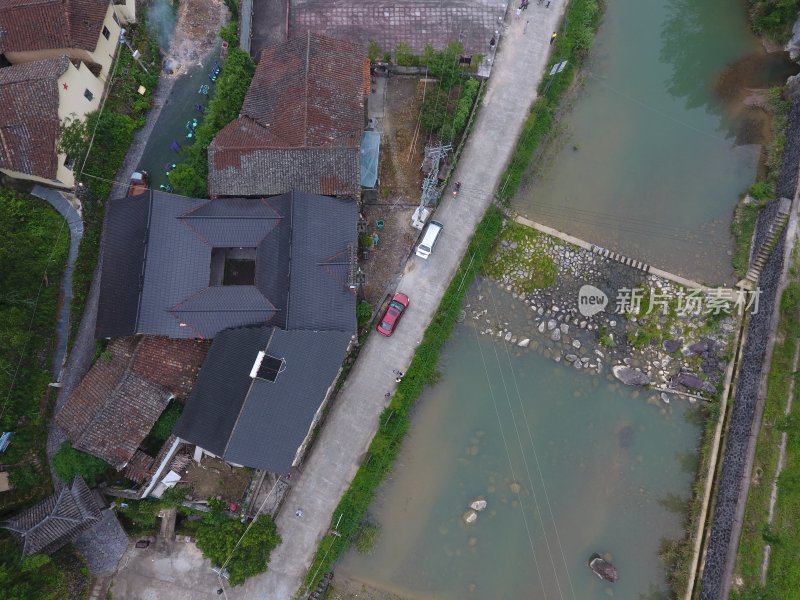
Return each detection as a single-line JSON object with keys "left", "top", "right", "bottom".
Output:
{"left": 0, "top": 192, "right": 69, "bottom": 506}
{"left": 497, "top": 0, "right": 604, "bottom": 201}
{"left": 485, "top": 222, "right": 558, "bottom": 292}
{"left": 303, "top": 206, "right": 503, "bottom": 591}
{"left": 747, "top": 0, "right": 800, "bottom": 43}
{"left": 733, "top": 278, "right": 800, "bottom": 597}
{"left": 0, "top": 534, "right": 69, "bottom": 599}
{"left": 52, "top": 441, "right": 112, "bottom": 485}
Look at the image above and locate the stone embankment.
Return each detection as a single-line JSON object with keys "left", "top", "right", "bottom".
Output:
{"left": 470, "top": 224, "right": 734, "bottom": 404}
{"left": 699, "top": 81, "right": 800, "bottom": 600}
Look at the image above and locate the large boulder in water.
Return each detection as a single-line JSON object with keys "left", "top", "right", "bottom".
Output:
{"left": 470, "top": 498, "right": 487, "bottom": 511}
{"left": 612, "top": 365, "right": 650, "bottom": 386}
{"left": 463, "top": 510, "right": 478, "bottom": 524}
{"left": 589, "top": 554, "right": 619, "bottom": 582}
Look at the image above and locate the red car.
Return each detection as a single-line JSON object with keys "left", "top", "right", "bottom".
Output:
{"left": 377, "top": 292, "right": 410, "bottom": 336}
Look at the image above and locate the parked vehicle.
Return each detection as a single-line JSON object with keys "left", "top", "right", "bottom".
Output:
{"left": 128, "top": 171, "right": 149, "bottom": 196}
{"left": 415, "top": 220, "right": 444, "bottom": 260}
{"left": 377, "top": 292, "right": 410, "bottom": 336}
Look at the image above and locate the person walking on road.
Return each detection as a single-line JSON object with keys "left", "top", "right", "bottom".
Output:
{"left": 550, "top": 32, "right": 558, "bottom": 45}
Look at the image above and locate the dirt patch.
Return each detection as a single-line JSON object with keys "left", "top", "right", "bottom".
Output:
{"left": 164, "top": 0, "right": 226, "bottom": 75}
{"left": 180, "top": 456, "right": 251, "bottom": 503}
{"left": 327, "top": 574, "right": 408, "bottom": 600}
{"left": 360, "top": 77, "right": 427, "bottom": 305}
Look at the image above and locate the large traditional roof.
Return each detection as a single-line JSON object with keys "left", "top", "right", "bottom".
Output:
{"left": 0, "top": 0, "right": 110, "bottom": 54}
{"left": 3, "top": 476, "right": 102, "bottom": 555}
{"left": 96, "top": 191, "right": 358, "bottom": 339}
{"left": 208, "top": 33, "right": 367, "bottom": 197}
{"left": 174, "top": 326, "right": 351, "bottom": 473}
{"left": 0, "top": 56, "right": 69, "bottom": 180}
{"left": 56, "top": 336, "right": 209, "bottom": 468}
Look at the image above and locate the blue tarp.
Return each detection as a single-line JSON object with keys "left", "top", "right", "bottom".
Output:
{"left": 360, "top": 131, "right": 381, "bottom": 188}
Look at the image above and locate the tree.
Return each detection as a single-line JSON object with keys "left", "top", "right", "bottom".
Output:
{"left": 367, "top": 40, "right": 382, "bottom": 63}
{"left": 196, "top": 511, "right": 282, "bottom": 586}
{"left": 0, "top": 538, "right": 66, "bottom": 600}
{"left": 57, "top": 116, "right": 89, "bottom": 174}
{"left": 52, "top": 441, "right": 110, "bottom": 484}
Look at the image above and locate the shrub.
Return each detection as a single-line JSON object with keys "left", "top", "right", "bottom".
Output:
{"left": 196, "top": 511, "right": 282, "bottom": 586}
{"left": 367, "top": 41, "right": 382, "bottom": 63}
{"left": 357, "top": 301, "right": 373, "bottom": 330}
{"left": 395, "top": 42, "right": 414, "bottom": 66}
{"left": 52, "top": 442, "right": 110, "bottom": 485}
{"left": 149, "top": 402, "right": 183, "bottom": 442}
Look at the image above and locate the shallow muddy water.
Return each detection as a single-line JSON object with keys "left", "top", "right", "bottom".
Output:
{"left": 339, "top": 288, "right": 702, "bottom": 598}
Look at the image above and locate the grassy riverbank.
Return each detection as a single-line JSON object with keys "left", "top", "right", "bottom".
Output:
{"left": 497, "top": 0, "right": 604, "bottom": 201}
{"left": 732, "top": 88, "right": 790, "bottom": 279}
{"left": 732, "top": 251, "right": 800, "bottom": 598}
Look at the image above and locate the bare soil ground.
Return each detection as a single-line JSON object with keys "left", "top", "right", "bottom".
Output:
{"left": 361, "top": 77, "right": 427, "bottom": 305}
{"left": 181, "top": 456, "right": 251, "bottom": 503}
{"left": 327, "top": 575, "right": 408, "bottom": 600}
{"left": 165, "top": 0, "right": 226, "bottom": 73}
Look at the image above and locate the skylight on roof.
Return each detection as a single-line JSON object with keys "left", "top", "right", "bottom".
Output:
{"left": 249, "top": 350, "right": 285, "bottom": 383}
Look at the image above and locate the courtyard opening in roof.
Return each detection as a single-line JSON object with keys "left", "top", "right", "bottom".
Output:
{"left": 210, "top": 247, "right": 257, "bottom": 286}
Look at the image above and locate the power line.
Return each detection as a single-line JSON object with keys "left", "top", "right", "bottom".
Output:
{"left": 486, "top": 282, "right": 577, "bottom": 599}
{"left": 470, "top": 316, "right": 549, "bottom": 598}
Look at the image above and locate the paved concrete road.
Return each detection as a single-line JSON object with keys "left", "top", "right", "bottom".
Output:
{"left": 243, "top": 4, "right": 569, "bottom": 598}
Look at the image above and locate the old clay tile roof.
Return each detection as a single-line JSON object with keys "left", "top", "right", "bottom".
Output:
{"left": 208, "top": 32, "right": 367, "bottom": 197}
{"left": 3, "top": 476, "right": 102, "bottom": 555}
{"left": 57, "top": 336, "right": 209, "bottom": 469}
{"left": 0, "top": 56, "right": 69, "bottom": 180}
{"left": 0, "top": 0, "right": 110, "bottom": 54}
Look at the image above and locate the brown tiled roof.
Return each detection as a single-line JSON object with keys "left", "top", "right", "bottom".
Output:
{"left": 0, "top": 0, "right": 110, "bottom": 54}
{"left": 0, "top": 56, "right": 69, "bottom": 180}
{"left": 57, "top": 336, "right": 209, "bottom": 469}
{"left": 3, "top": 476, "right": 102, "bottom": 555}
{"left": 209, "top": 33, "right": 366, "bottom": 197}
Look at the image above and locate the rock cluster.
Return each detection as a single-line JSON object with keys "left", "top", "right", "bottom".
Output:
{"left": 476, "top": 230, "right": 733, "bottom": 403}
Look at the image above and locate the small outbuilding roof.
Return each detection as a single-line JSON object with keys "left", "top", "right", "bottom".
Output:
{"left": 3, "top": 476, "right": 102, "bottom": 556}
{"left": 208, "top": 32, "right": 368, "bottom": 197}
{"left": 174, "top": 326, "right": 351, "bottom": 474}
{"left": 57, "top": 336, "right": 209, "bottom": 468}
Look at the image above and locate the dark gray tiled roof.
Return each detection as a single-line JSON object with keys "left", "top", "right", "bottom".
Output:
{"left": 95, "top": 193, "right": 150, "bottom": 338}
{"left": 173, "top": 326, "right": 271, "bottom": 455}
{"left": 288, "top": 193, "right": 357, "bottom": 332}
{"left": 175, "top": 326, "right": 351, "bottom": 473}
{"left": 96, "top": 192, "right": 355, "bottom": 339}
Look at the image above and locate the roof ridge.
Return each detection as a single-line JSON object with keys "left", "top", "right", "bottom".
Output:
{"left": 221, "top": 327, "right": 275, "bottom": 459}
{"left": 304, "top": 31, "right": 311, "bottom": 145}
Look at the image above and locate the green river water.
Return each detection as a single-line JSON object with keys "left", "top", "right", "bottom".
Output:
{"left": 513, "top": 0, "right": 794, "bottom": 285}
{"left": 338, "top": 0, "right": 795, "bottom": 597}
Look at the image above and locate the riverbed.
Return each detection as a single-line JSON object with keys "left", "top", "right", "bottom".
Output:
{"left": 337, "top": 297, "right": 701, "bottom": 598}
{"left": 511, "top": 0, "right": 796, "bottom": 285}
